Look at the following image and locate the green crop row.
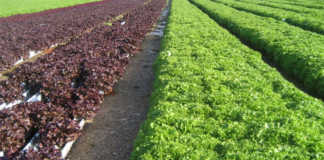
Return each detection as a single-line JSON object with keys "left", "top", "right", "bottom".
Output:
{"left": 238, "top": 0, "right": 324, "bottom": 16}
{"left": 191, "top": 0, "right": 324, "bottom": 98}
{"left": 0, "top": 0, "right": 100, "bottom": 18}
{"left": 268, "top": 0, "right": 324, "bottom": 9}
{"left": 215, "top": 0, "right": 324, "bottom": 35}
{"left": 131, "top": 0, "right": 324, "bottom": 159}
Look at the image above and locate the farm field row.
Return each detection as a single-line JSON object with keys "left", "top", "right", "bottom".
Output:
{"left": 0, "top": 0, "right": 100, "bottom": 18}
{"left": 0, "top": 0, "right": 146, "bottom": 73}
{"left": 131, "top": 0, "right": 323, "bottom": 159}
{"left": 191, "top": 0, "right": 324, "bottom": 98}
{"left": 268, "top": 0, "right": 324, "bottom": 9}
{"left": 0, "top": 0, "right": 166, "bottom": 159}
{"left": 215, "top": 0, "right": 324, "bottom": 34}
{"left": 0, "top": 0, "right": 147, "bottom": 105}
{"left": 238, "top": 0, "right": 324, "bottom": 15}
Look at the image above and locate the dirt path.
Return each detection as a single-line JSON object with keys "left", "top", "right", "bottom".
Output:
{"left": 67, "top": 3, "right": 169, "bottom": 160}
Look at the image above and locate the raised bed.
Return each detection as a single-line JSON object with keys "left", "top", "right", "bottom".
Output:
{"left": 0, "top": 0, "right": 146, "bottom": 72}
{"left": 0, "top": 0, "right": 166, "bottom": 159}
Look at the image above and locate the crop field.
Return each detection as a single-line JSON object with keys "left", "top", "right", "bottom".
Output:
{"left": 0, "top": 0, "right": 101, "bottom": 18}
{"left": 0, "top": 0, "right": 166, "bottom": 159}
{"left": 132, "top": 0, "right": 323, "bottom": 159}
{"left": 0, "top": 0, "right": 323, "bottom": 159}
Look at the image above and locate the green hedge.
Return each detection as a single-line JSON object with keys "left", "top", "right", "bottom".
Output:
{"left": 215, "top": 0, "right": 324, "bottom": 35}
{"left": 131, "top": 0, "right": 324, "bottom": 159}
{"left": 191, "top": 0, "right": 324, "bottom": 98}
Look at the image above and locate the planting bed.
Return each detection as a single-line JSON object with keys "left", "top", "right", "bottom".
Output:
{"left": 239, "top": 0, "right": 324, "bottom": 16}
{"left": 215, "top": 0, "right": 324, "bottom": 35}
{"left": 0, "top": 0, "right": 166, "bottom": 159}
{"left": 268, "top": 0, "right": 324, "bottom": 9}
{"left": 191, "top": 0, "right": 324, "bottom": 98}
{"left": 0, "top": 0, "right": 146, "bottom": 73}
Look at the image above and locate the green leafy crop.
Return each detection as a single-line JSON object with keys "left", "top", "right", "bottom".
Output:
{"left": 191, "top": 0, "right": 324, "bottom": 97}
{"left": 238, "top": 0, "right": 324, "bottom": 16}
{"left": 131, "top": 0, "right": 324, "bottom": 159}
{"left": 214, "top": 0, "right": 324, "bottom": 35}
